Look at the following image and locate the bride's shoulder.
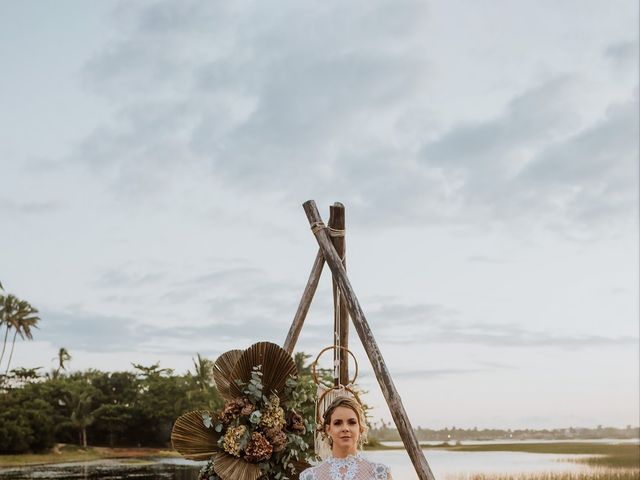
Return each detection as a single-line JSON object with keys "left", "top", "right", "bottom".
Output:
{"left": 362, "top": 457, "right": 391, "bottom": 479}
{"left": 299, "top": 464, "right": 320, "bottom": 480}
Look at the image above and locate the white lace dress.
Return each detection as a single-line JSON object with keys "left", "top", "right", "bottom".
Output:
{"left": 299, "top": 454, "right": 390, "bottom": 480}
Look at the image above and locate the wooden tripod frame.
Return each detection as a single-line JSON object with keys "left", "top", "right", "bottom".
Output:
{"left": 283, "top": 200, "right": 437, "bottom": 480}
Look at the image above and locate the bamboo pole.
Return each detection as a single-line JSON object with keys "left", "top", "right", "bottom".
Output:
{"left": 283, "top": 249, "right": 324, "bottom": 354}
{"left": 328, "top": 203, "right": 349, "bottom": 386}
{"left": 302, "top": 200, "right": 436, "bottom": 480}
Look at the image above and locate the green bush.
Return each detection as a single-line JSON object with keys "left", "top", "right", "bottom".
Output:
{"left": 0, "top": 399, "right": 54, "bottom": 453}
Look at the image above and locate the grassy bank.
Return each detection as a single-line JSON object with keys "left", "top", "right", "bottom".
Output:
{"left": 0, "top": 444, "right": 178, "bottom": 468}
{"left": 445, "top": 442, "right": 639, "bottom": 469}
{"left": 458, "top": 472, "right": 640, "bottom": 480}
{"left": 368, "top": 441, "right": 640, "bottom": 469}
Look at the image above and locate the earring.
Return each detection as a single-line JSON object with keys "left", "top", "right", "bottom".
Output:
{"left": 320, "top": 430, "right": 333, "bottom": 446}
{"left": 357, "top": 429, "right": 367, "bottom": 449}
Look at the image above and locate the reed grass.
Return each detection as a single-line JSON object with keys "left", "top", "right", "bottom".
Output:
{"left": 446, "top": 443, "right": 639, "bottom": 469}
{"left": 451, "top": 471, "right": 640, "bottom": 480}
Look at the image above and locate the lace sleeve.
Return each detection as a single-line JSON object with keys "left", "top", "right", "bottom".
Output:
{"left": 299, "top": 467, "right": 315, "bottom": 480}
{"left": 373, "top": 463, "right": 390, "bottom": 480}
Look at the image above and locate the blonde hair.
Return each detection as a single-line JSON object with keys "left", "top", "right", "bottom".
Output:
{"left": 321, "top": 396, "right": 368, "bottom": 447}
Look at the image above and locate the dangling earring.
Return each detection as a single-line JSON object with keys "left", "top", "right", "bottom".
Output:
{"left": 357, "top": 428, "right": 366, "bottom": 449}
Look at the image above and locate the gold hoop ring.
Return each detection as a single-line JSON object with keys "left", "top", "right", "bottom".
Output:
{"left": 311, "top": 345, "right": 358, "bottom": 388}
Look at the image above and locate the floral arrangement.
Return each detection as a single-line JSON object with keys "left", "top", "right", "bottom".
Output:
{"left": 172, "top": 342, "right": 315, "bottom": 480}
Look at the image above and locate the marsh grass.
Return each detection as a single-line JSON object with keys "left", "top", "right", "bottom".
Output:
{"left": 451, "top": 471, "right": 640, "bottom": 480}
{"left": 446, "top": 443, "right": 640, "bottom": 469}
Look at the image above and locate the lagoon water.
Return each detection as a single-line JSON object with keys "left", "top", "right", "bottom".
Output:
{"left": 0, "top": 449, "right": 597, "bottom": 480}
{"left": 368, "top": 449, "right": 593, "bottom": 479}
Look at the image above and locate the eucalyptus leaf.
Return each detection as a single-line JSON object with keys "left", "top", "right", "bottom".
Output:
{"left": 202, "top": 413, "right": 213, "bottom": 428}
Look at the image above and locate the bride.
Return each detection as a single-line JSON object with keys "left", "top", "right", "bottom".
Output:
{"left": 300, "top": 397, "right": 393, "bottom": 480}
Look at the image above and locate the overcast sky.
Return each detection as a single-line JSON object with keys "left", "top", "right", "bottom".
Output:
{"left": 1, "top": 0, "right": 638, "bottom": 430}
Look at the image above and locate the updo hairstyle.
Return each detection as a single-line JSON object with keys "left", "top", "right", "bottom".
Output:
{"left": 321, "top": 396, "right": 368, "bottom": 447}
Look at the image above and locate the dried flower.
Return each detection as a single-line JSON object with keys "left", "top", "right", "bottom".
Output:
{"left": 220, "top": 398, "right": 254, "bottom": 425}
{"left": 260, "top": 394, "right": 286, "bottom": 430}
{"left": 244, "top": 432, "right": 273, "bottom": 462}
{"left": 287, "top": 411, "right": 306, "bottom": 434}
{"left": 241, "top": 400, "right": 255, "bottom": 416}
{"left": 222, "top": 425, "right": 247, "bottom": 457}
{"left": 264, "top": 427, "right": 287, "bottom": 453}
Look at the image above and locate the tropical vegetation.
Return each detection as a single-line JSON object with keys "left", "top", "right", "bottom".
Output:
{"left": 0, "top": 350, "right": 327, "bottom": 456}
{"left": 0, "top": 291, "right": 40, "bottom": 376}
{"left": 0, "top": 362, "right": 225, "bottom": 453}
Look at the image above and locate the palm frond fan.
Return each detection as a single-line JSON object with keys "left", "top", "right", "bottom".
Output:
{"left": 213, "top": 349, "right": 243, "bottom": 400}
{"left": 172, "top": 341, "right": 305, "bottom": 480}
{"left": 171, "top": 410, "right": 222, "bottom": 460}
{"left": 231, "top": 341, "right": 297, "bottom": 399}
{"left": 214, "top": 453, "right": 262, "bottom": 480}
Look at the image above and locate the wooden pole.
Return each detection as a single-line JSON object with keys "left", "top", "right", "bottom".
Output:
{"left": 283, "top": 249, "right": 324, "bottom": 354}
{"left": 302, "top": 200, "right": 436, "bottom": 480}
{"left": 328, "top": 203, "right": 349, "bottom": 386}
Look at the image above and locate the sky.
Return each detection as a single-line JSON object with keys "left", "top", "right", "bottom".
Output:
{"left": 1, "top": 0, "right": 638, "bottom": 430}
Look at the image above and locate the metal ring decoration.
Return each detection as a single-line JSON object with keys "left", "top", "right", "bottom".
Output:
{"left": 315, "top": 385, "right": 362, "bottom": 424}
{"left": 311, "top": 345, "right": 359, "bottom": 388}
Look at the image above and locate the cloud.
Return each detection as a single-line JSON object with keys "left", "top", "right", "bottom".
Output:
{"left": 0, "top": 198, "right": 62, "bottom": 215}
{"left": 37, "top": 308, "right": 288, "bottom": 356}
{"left": 391, "top": 367, "right": 489, "bottom": 380}
{"left": 517, "top": 93, "right": 638, "bottom": 227}
{"left": 368, "top": 302, "right": 638, "bottom": 349}
{"left": 466, "top": 255, "right": 509, "bottom": 264}
{"left": 38, "top": 284, "right": 332, "bottom": 358}
{"left": 66, "top": 0, "right": 638, "bottom": 239}
{"left": 604, "top": 40, "right": 639, "bottom": 71}
{"left": 85, "top": 258, "right": 336, "bottom": 352}
{"left": 420, "top": 78, "right": 638, "bottom": 235}
{"left": 39, "top": 309, "right": 142, "bottom": 353}
{"left": 95, "top": 269, "right": 166, "bottom": 287}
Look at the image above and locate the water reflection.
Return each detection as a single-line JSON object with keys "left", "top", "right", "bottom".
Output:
{"left": 367, "top": 450, "right": 594, "bottom": 479}
{"left": 0, "top": 451, "right": 598, "bottom": 480}
{"left": 0, "top": 459, "right": 201, "bottom": 480}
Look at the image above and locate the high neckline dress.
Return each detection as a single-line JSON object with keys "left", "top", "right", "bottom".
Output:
{"left": 299, "top": 453, "right": 390, "bottom": 480}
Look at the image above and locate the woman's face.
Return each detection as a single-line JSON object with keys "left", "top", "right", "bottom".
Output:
{"left": 325, "top": 406, "right": 361, "bottom": 454}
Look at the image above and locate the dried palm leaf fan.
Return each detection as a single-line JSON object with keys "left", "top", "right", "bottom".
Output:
{"left": 214, "top": 453, "right": 262, "bottom": 480}
{"left": 171, "top": 410, "right": 222, "bottom": 460}
{"left": 171, "top": 341, "right": 304, "bottom": 480}
{"left": 231, "top": 341, "right": 297, "bottom": 399}
{"left": 212, "top": 349, "right": 243, "bottom": 399}
{"left": 311, "top": 344, "right": 361, "bottom": 460}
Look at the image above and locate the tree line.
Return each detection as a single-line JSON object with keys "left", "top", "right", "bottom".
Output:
{"left": 0, "top": 281, "right": 228, "bottom": 454}
{"left": 0, "top": 359, "right": 226, "bottom": 454}
{"left": 370, "top": 422, "right": 640, "bottom": 442}
{"left": 0, "top": 284, "right": 326, "bottom": 455}
{"left": 0, "top": 352, "right": 322, "bottom": 455}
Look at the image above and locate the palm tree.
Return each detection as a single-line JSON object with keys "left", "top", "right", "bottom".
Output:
{"left": 54, "top": 347, "right": 72, "bottom": 377}
{"left": 192, "top": 353, "right": 214, "bottom": 392}
{"left": 1, "top": 296, "right": 40, "bottom": 375}
{"left": 62, "top": 385, "right": 98, "bottom": 448}
{"left": 0, "top": 294, "right": 20, "bottom": 367}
